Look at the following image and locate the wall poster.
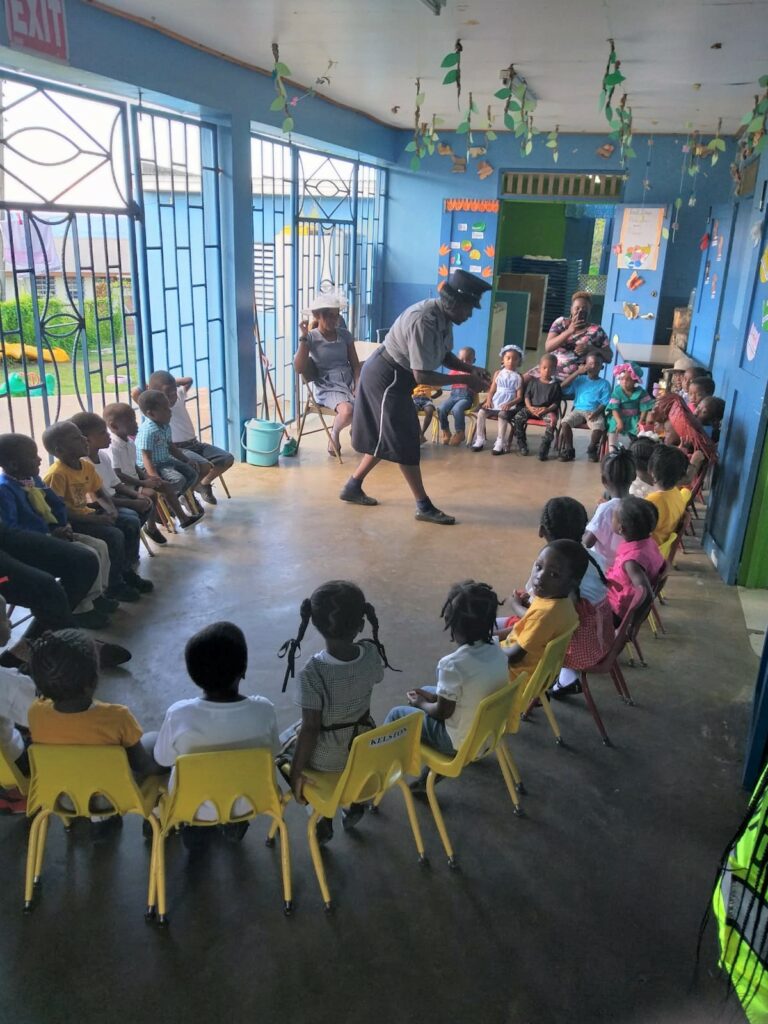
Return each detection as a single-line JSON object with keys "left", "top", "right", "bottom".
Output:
{"left": 617, "top": 207, "right": 665, "bottom": 271}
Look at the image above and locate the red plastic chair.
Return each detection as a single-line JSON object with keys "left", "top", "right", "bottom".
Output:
{"left": 578, "top": 588, "right": 649, "bottom": 744}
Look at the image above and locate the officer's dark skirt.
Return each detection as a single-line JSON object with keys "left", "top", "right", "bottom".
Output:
{"left": 351, "top": 348, "right": 420, "bottom": 466}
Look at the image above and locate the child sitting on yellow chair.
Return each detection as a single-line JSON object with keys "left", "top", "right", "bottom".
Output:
{"left": 278, "top": 580, "right": 396, "bottom": 846}
{"left": 384, "top": 580, "right": 509, "bottom": 793}
{"left": 153, "top": 621, "right": 280, "bottom": 848}
{"left": 499, "top": 540, "right": 585, "bottom": 687}
{"left": 412, "top": 384, "right": 442, "bottom": 444}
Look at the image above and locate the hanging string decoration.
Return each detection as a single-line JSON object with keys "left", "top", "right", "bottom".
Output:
{"left": 404, "top": 78, "right": 428, "bottom": 170}
{"left": 737, "top": 76, "right": 768, "bottom": 161}
{"left": 610, "top": 93, "right": 636, "bottom": 163}
{"left": 269, "top": 43, "right": 294, "bottom": 134}
{"left": 268, "top": 44, "right": 336, "bottom": 135}
{"left": 495, "top": 66, "right": 538, "bottom": 156}
{"left": 483, "top": 105, "right": 498, "bottom": 148}
{"left": 441, "top": 39, "right": 463, "bottom": 108}
{"left": 545, "top": 125, "right": 560, "bottom": 164}
{"left": 706, "top": 117, "right": 726, "bottom": 166}
{"left": 598, "top": 39, "right": 625, "bottom": 125}
{"left": 456, "top": 92, "right": 478, "bottom": 157}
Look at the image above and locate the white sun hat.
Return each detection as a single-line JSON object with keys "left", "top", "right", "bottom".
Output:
{"left": 308, "top": 289, "right": 348, "bottom": 313}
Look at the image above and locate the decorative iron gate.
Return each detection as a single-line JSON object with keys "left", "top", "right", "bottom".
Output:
{"left": 0, "top": 70, "right": 228, "bottom": 449}
{"left": 251, "top": 133, "right": 386, "bottom": 423}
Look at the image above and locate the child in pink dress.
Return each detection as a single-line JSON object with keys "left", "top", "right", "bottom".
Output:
{"left": 606, "top": 497, "right": 666, "bottom": 623}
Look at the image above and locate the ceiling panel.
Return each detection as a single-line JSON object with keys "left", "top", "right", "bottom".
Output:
{"left": 96, "top": 0, "right": 768, "bottom": 133}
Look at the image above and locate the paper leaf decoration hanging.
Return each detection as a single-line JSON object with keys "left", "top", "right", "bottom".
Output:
{"left": 441, "top": 40, "right": 463, "bottom": 106}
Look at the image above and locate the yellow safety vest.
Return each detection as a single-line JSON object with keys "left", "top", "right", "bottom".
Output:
{"left": 713, "top": 766, "right": 768, "bottom": 1023}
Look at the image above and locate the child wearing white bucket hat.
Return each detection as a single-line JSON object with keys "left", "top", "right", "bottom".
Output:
{"left": 471, "top": 344, "right": 524, "bottom": 454}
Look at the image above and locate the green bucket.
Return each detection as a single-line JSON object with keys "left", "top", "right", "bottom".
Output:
{"left": 242, "top": 419, "right": 284, "bottom": 468}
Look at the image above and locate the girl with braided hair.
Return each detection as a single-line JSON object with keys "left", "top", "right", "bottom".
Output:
{"left": 384, "top": 580, "right": 509, "bottom": 792}
{"left": 651, "top": 391, "right": 718, "bottom": 464}
{"left": 278, "top": 581, "right": 395, "bottom": 844}
{"left": 584, "top": 445, "right": 637, "bottom": 569}
{"left": 535, "top": 498, "right": 615, "bottom": 699}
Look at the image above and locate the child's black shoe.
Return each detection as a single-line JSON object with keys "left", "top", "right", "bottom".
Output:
{"left": 341, "top": 803, "right": 365, "bottom": 831}
{"left": 315, "top": 816, "right": 334, "bottom": 845}
{"left": 124, "top": 571, "right": 153, "bottom": 594}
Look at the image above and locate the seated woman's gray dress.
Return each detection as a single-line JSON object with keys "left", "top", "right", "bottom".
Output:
{"left": 306, "top": 327, "right": 355, "bottom": 410}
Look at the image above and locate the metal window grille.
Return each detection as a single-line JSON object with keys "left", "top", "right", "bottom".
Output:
{"left": 251, "top": 132, "right": 386, "bottom": 424}
{"left": 253, "top": 242, "right": 276, "bottom": 313}
{"left": 132, "top": 109, "right": 227, "bottom": 447}
{"left": 0, "top": 72, "right": 143, "bottom": 440}
{"left": 502, "top": 171, "right": 625, "bottom": 200}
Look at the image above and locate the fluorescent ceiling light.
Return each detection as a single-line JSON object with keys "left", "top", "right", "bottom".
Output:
{"left": 418, "top": 0, "right": 447, "bottom": 13}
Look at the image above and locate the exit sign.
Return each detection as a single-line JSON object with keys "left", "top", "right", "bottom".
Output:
{"left": 5, "top": 0, "right": 68, "bottom": 63}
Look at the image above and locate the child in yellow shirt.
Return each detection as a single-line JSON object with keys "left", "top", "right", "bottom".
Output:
{"left": 412, "top": 384, "right": 441, "bottom": 444}
{"left": 27, "top": 629, "right": 163, "bottom": 839}
{"left": 42, "top": 421, "right": 152, "bottom": 603}
{"left": 646, "top": 445, "right": 691, "bottom": 548}
{"left": 499, "top": 539, "right": 586, "bottom": 688}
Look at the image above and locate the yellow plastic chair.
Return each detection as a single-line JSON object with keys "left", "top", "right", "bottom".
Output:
{"left": 23, "top": 745, "right": 163, "bottom": 915}
{"left": 509, "top": 626, "right": 579, "bottom": 745}
{"left": 417, "top": 678, "right": 528, "bottom": 868}
{"left": 0, "top": 745, "right": 28, "bottom": 794}
{"left": 152, "top": 748, "right": 292, "bottom": 924}
{"left": 278, "top": 716, "right": 426, "bottom": 911}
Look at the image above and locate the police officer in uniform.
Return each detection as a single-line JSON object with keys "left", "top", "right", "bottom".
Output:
{"left": 340, "top": 270, "right": 492, "bottom": 525}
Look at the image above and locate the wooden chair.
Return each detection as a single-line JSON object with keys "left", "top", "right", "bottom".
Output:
{"left": 294, "top": 374, "right": 343, "bottom": 464}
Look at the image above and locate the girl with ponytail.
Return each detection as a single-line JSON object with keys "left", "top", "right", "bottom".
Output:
{"left": 277, "top": 580, "right": 397, "bottom": 845}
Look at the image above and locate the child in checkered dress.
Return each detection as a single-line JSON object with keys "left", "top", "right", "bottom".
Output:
{"left": 278, "top": 580, "right": 397, "bottom": 845}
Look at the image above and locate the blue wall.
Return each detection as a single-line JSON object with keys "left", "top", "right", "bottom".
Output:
{"left": 383, "top": 132, "right": 732, "bottom": 357}
{"left": 0, "top": 2, "right": 733, "bottom": 439}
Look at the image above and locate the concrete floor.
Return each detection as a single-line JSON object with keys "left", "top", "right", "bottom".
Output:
{"left": 0, "top": 423, "right": 758, "bottom": 1024}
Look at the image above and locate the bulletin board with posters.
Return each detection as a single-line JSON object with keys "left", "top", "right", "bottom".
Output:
{"left": 437, "top": 199, "right": 499, "bottom": 362}
{"left": 617, "top": 206, "right": 665, "bottom": 272}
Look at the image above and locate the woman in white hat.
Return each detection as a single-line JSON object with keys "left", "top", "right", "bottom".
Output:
{"left": 294, "top": 292, "right": 359, "bottom": 456}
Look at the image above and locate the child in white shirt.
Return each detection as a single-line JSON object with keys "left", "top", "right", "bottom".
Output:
{"left": 154, "top": 621, "right": 280, "bottom": 844}
{"left": 385, "top": 580, "right": 509, "bottom": 791}
{"left": 584, "top": 446, "right": 637, "bottom": 569}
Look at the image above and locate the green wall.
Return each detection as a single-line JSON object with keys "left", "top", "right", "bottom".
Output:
{"left": 498, "top": 201, "right": 567, "bottom": 260}
{"left": 739, "top": 433, "right": 768, "bottom": 588}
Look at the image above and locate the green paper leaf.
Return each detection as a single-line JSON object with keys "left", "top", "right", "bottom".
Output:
{"left": 759, "top": 74, "right": 768, "bottom": 88}
{"left": 274, "top": 62, "right": 291, "bottom": 77}
{"left": 270, "top": 95, "right": 286, "bottom": 111}
{"left": 545, "top": 139, "right": 557, "bottom": 148}
{"left": 418, "top": 145, "right": 426, "bottom": 157}
{"left": 470, "top": 99, "right": 478, "bottom": 113}
{"left": 524, "top": 140, "right": 533, "bottom": 156}
{"left": 674, "top": 197, "right": 682, "bottom": 209}
{"left": 758, "top": 98, "right": 768, "bottom": 114}
{"left": 749, "top": 115, "right": 765, "bottom": 133}
{"left": 441, "top": 52, "right": 460, "bottom": 67}
{"left": 410, "top": 154, "right": 421, "bottom": 171}
{"left": 662, "top": 227, "right": 670, "bottom": 239}
{"left": 416, "top": 93, "right": 426, "bottom": 106}
{"left": 282, "top": 116, "right": 294, "bottom": 133}
{"left": 710, "top": 152, "right": 719, "bottom": 165}
{"left": 624, "top": 146, "right": 636, "bottom": 159}
{"left": 456, "top": 121, "right": 469, "bottom": 134}
{"left": 405, "top": 140, "right": 417, "bottom": 152}
{"left": 599, "top": 91, "right": 607, "bottom": 112}
{"left": 711, "top": 137, "right": 726, "bottom": 151}
{"left": 494, "top": 88, "right": 511, "bottom": 100}
{"left": 740, "top": 111, "right": 753, "bottom": 126}
{"left": 547, "top": 131, "right": 557, "bottom": 141}
{"left": 504, "top": 112, "right": 516, "bottom": 130}
{"left": 756, "top": 135, "right": 768, "bottom": 154}
{"left": 604, "top": 70, "right": 625, "bottom": 87}
{"left": 426, "top": 140, "right": 435, "bottom": 155}
{"left": 506, "top": 101, "right": 521, "bottom": 112}
{"left": 553, "top": 151, "right": 559, "bottom": 163}
{"left": 485, "top": 130, "right": 497, "bottom": 141}
{"left": 442, "top": 69, "right": 459, "bottom": 85}
{"left": 433, "top": 116, "right": 445, "bottom": 127}
{"left": 515, "top": 122, "right": 526, "bottom": 137}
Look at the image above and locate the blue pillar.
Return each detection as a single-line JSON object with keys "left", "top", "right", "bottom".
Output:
{"left": 219, "top": 112, "right": 256, "bottom": 457}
